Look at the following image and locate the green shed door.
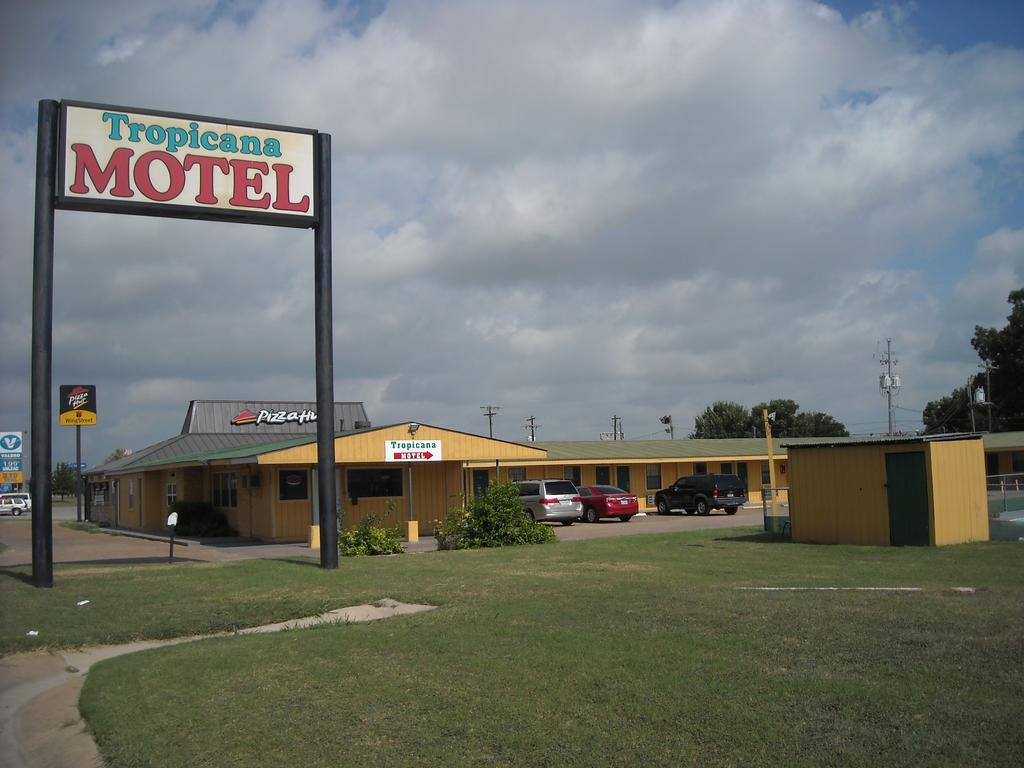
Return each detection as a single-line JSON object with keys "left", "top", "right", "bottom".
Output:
{"left": 885, "top": 451, "right": 930, "bottom": 546}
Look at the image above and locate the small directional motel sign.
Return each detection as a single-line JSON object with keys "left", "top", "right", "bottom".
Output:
{"left": 384, "top": 440, "right": 442, "bottom": 463}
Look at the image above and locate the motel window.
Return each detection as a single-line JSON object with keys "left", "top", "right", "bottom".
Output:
{"left": 347, "top": 468, "right": 402, "bottom": 501}
{"left": 128, "top": 479, "right": 135, "bottom": 509}
{"left": 985, "top": 453, "right": 998, "bottom": 477}
{"left": 166, "top": 476, "right": 177, "bottom": 507}
{"left": 213, "top": 473, "right": 238, "bottom": 508}
{"left": 616, "top": 466, "right": 631, "bottom": 492}
{"left": 1012, "top": 452, "right": 1024, "bottom": 474}
{"left": 564, "top": 466, "right": 582, "bottom": 486}
{"left": 595, "top": 466, "right": 611, "bottom": 485}
{"left": 694, "top": 462, "right": 708, "bottom": 475}
{"left": 719, "top": 462, "right": 732, "bottom": 475}
{"left": 645, "top": 464, "right": 661, "bottom": 491}
{"left": 761, "top": 461, "right": 771, "bottom": 487}
{"left": 279, "top": 470, "right": 310, "bottom": 501}
{"left": 508, "top": 466, "right": 526, "bottom": 483}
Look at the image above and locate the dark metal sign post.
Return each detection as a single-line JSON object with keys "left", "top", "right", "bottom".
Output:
{"left": 30, "top": 99, "right": 338, "bottom": 586}
{"left": 30, "top": 100, "right": 58, "bottom": 588}
{"left": 314, "top": 134, "right": 339, "bottom": 567}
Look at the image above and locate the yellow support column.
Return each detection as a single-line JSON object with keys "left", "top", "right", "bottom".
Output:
{"left": 308, "top": 524, "right": 321, "bottom": 549}
{"left": 405, "top": 520, "right": 419, "bottom": 543}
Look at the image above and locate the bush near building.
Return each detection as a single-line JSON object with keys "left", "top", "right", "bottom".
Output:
{"left": 436, "top": 482, "right": 556, "bottom": 549}
{"left": 338, "top": 514, "right": 404, "bottom": 556}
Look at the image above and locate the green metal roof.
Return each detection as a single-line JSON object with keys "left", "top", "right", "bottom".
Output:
{"left": 114, "top": 429, "right": 1024, "bottom": 472}
{"left": 134, "top": 434, "right": 321, "bottom": 469}
{"left": 981, "top": 431, "right": 1024, "bottom": 451}
{"left": 783, "top": 433, "right": 983, "bottom": 450}
{"left": 533, "top": 438, "right": 795, "bottom": 461}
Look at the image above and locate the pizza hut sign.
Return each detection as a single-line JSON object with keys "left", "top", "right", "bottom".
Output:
{"left": 58, "top": 101, "right": 317, "bottom": 227}
{"left": 231, "top": 409, "right": 317, "bottom": 427}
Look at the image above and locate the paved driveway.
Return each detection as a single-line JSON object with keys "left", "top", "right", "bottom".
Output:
{"left": 552, "top": 506, "right": 762, "bottom": 541}
{"left": 0, "top": 506, "right": 764, "bottom": 566}
{"left": 0, "top": 518, "right": 315, "bottom": 569}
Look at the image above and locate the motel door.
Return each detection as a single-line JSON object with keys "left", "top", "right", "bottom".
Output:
{"left": 885, "top": 452, "right": 931, "bottom": 546}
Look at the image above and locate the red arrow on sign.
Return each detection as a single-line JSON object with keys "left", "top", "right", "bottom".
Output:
{"left": 395, "top": 451, "right": 434, "bottom": 460}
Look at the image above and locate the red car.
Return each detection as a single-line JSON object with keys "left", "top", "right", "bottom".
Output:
{"left": 576, "top": 485, "right": 638, "bottom": 523}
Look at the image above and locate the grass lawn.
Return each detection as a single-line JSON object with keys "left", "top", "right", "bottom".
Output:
{"left": 5, "top": 527, "right": 1024, "bottom": 767}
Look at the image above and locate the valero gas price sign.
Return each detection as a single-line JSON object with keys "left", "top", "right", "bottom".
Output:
{"left": 384, "top": 440, "right": 442, "bottom": 462}
{"left": 58, "top": 101, "right": 317, "bottom": 227}
{"left": 59, "top": 385, "right": 97, "bottom": 426}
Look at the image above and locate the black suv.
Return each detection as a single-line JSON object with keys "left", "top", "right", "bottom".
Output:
{"left": 654, "top": 474, "right": 747, "bottom": 516}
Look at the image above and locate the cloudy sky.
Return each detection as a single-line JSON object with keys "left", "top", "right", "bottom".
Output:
{"left": 1, "top": 0, "right": 1023, "bottom": 467}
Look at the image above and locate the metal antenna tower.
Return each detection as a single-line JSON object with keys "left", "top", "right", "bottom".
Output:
{"left": 611, "top": 415, "right": 623, "bottom": 440}
{"left": 523, "top": 416, "right": 540, "bottom": 442}
{"left": 481, "top": 405, "right": 500, "bottom": 438}
{"left": 877, "top": 338, "right": 901, "bottom": 435}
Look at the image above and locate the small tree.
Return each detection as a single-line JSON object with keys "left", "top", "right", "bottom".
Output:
{"left": 103, "top": 447, "right": 130, "bottom": 464}
{"left": 51, "top": 461, "right": 76, "bottom": 500}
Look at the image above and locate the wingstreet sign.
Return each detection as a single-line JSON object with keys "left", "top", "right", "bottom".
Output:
{"left": 384, "top": 440, "right": 442, "bottom": 462}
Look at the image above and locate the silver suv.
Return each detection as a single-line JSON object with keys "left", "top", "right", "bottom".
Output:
{"left": 513, "top": 479, "right": 581, "bottom": 525}
{"left": 0, "top": 495, "right": 28, "bottom": 516}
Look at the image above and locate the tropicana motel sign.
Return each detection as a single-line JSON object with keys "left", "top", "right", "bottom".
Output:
{"left": 29, "top": 100, "right": 340, "bottom": 586}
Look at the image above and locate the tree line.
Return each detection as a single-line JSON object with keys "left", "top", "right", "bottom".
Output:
{"left": 690, "top": 399, "right": 848, "bottom": 439}
{"left": 923, "top": 288, "right": 1023, "bottom": 434}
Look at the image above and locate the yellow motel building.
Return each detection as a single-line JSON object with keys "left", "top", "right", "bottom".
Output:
{"left": 85, "top": 400, "right": 1024, "bottom": 544}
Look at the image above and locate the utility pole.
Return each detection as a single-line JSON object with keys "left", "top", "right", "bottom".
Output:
{"left": 966, "top": 376, "right": 976, "bottom": 432}
{"left": 523, "top": 416, "right": 540, "bottom": 442}
{"left": 660, "top": 415, "right": 674, "bottom": 439}
{"left": 481, "top": 405, "right": 500, "bottom": 438}
{"left": 611, "top": 415, "right": 623, "bottom": 440}
{"left": 878, "top": 338, "right": 901, "bottom": 436}
{"left": 979, "top": 362, "right": 996, "bottom": 432}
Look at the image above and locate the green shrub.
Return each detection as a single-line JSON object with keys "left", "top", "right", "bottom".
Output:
{"left": 338, "top": 514, "right": 405, "bottom": 556}
{"left": 169, "top": 501, "right": 237, "bottom": 538}
{"left": 437, "top": 482, "right": 556, "bottom": 550}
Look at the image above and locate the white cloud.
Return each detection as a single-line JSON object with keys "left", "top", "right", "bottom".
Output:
{"left": 0, "top": 0, "right": 1022, "bottom": 463}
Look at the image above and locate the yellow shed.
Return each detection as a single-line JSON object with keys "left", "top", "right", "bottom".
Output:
{"left": 786, "top": 434, "right": 989, "bottom": 546}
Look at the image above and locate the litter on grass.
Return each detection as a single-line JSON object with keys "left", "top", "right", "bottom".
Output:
{"left": 76, "top": 600, "right": 90, "bottom": 606}
{"left": 26, "top": 630, "right": 39, "bottom": 636}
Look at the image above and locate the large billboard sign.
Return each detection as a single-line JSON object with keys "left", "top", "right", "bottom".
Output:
{"left": 58, "top": 101, "right": 317, "bottom": 227}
